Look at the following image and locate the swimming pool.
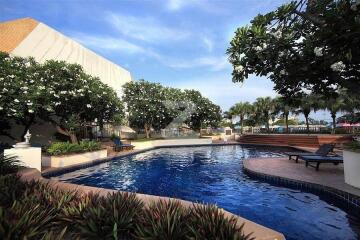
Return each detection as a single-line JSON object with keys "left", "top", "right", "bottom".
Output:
{"left": 50, "top": 145, "right": 360, "bottom": 240}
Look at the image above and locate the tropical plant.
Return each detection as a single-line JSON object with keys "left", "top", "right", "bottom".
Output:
{"left": 273, "top": 97, "right": 297, "bottom": 133}
{"left": 188, "top": 204, "right": 254, "bottom": 240}
{"left": 227, "top": 0, "right": 360, "bottom": 100}
{"left": 0, "top": 154, "right": 22, "bottom": 175}
{"left": 293, "top": 94, "right": 322, "bottom": 133}
{"left": 253, "top": 97, "right": 276, "bottom": 133}
{"left": 184, "top": 89, "right": 222, "bottom": 131}
{"left": 324, "top": 96, "right": 347, "bottom": 134}
{"left": 135, "top": 200, "right": 190, "bottom": 239}
{"left": 229, "top": 102, "right": 253, "bottom": 134}
{"left": 0, "top": 53, "right": 124, "bottom": 143}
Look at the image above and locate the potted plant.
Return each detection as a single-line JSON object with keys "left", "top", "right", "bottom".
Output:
{"left": 343, "top": 141, "right": 360, "bottom": 188}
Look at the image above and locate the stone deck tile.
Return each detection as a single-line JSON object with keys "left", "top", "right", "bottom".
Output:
{"left": 244, "top": 157, "right": 360, "bottom": 197}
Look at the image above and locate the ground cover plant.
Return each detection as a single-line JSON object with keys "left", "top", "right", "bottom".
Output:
{"left": 0, "top": 156, "right": 253, "bottom": 240}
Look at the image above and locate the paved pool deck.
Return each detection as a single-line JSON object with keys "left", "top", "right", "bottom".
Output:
{"left": 243, "top": 157, "right": 360, "bottom": 198}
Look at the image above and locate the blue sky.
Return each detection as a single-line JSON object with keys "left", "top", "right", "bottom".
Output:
{"left": 0, "top": 0, "right": 331, "bottom": 121}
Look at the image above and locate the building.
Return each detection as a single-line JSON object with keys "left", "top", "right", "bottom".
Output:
{"left": 0, "top": 17, "right": 132, "bottom": 96}
{"left": 0, "top": 17, "right": 133, "bottom": 145}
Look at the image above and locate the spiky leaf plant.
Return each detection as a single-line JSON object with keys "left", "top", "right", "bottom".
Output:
{"left": 135, "top": 200, "right": 190, "bottom": 240}
{"left": 0, "top": 154, "right": 22, "bottom": 175}
{"left": 62, "top": 192, "right": 143, "bottom": 239}
{"left": 188, "top": 204, "right": 254, "bottom": 240}
{"left": 0, "top": 201, "right": 56, "bottom": 240}
{"left": 0, "top": 174, "right": 27, "bottom": 208}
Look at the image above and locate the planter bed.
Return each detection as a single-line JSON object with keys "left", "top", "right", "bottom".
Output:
{"left": 42, "top": 149, "right": 108, "bottom": 168}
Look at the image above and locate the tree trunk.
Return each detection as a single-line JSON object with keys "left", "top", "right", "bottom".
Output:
{"left": 240, "top": 116, "right": 244, "bottom": 135}
{"left": 56, "top": 126, "right": 78, "bottom": 144}
{"left": 20, "top": 115, "right": 35, "bottom": 141}
{"left": 305, "top": 115, "right": 310, "bottom": 134}
{"left": 144, "top": 123, "right": 151, "bottom": 139}
{"left": 331, "top": 114, "right": 336, "bottom": 134}
{"left": 285, "top": 113, "right": 289, "bottom": 134}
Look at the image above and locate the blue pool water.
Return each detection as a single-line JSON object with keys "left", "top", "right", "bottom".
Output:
{"left": 51, "top": 145, "right": 360, "bottom": 240}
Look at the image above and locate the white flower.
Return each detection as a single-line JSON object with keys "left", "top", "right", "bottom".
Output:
{"left": 28, "top": 109, "right": 34, "bottom": 113}
{"left": 55, "top": 102, "right": 61, "bottom": 106}
{"left": 21, "top": 86, "right": 29, "bottom": 90}
{"left": 14, "top": 99, "right": 19, "bottom": 103}
{"left": 9, "top": 75, "right": 14, "bottom": 78}
{"left": 0, "top": 107, "right": 3, "bottom": 110}
{"left": 314, "top": 47, "right": 323, "bottom": 57}
{"left": 262, "top": 43, "right": 267, "bottom": 49}
{"left": 271, "top": 30, "right": 282, "bottom": 39}
{"left": 86, "top": 104, "right": 92, "bottom": 108}
{"left": 60, "top": 91, "right": 67, "bottom": 94}
{"left": 330, "top": 61, "right": 346, "bottom": 72}
{"left": 280, "top": 70, "right": 287, "bottom": 76}
{"left": 255, "top": 46, "right": 262, "bottom": 51}
{"left": 279, "top": 51, "right": 285, "bottom": 57}
{"left": 3, "top": 88, "right": 8, "bottom": 92}
{"left": 27, "top": 102, "right": 33, "bottom": 106}
{"left": 235, "top": 65, "right": 244, "bottom": 73}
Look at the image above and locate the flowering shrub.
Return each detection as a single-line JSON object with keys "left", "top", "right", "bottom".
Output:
{"left": 46, "top": 140, "right": 102, "bottom": 156}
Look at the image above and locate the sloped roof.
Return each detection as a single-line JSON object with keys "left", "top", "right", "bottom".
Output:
{"left": 0, "top": 17, "right": 39, "bottom": 53}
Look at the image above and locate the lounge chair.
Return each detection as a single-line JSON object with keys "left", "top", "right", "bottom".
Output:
{"left": 299, "top": 155, "right": 343, "bottom": 171}
{"left": 113, "top": 138, "right": 134, "bottom": 152}
{"left": 285, "top": 144, "right": 335, "bottom": 163}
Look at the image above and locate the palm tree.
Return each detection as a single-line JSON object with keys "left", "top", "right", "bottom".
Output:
{"left": 254, "top": 97, "right": 276, "bottom": 133}
{"left": 324, "top": 94, "right": 347, "bottom": 134}
{"left": 229, "top": 102, "right": 253, "bottom": 134}
{"left": 294, "top": 94, "right": 321, "bottom": 134}
{"left": 273, "top": 97, "right": 296, "bottom": 133}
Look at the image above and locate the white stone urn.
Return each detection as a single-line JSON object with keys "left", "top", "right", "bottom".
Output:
{"left": 343, "top": 149, "right": 360, "bottom": 188}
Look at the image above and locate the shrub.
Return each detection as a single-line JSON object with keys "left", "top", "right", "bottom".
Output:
{"left": 188, "top": 204, "right": 254, "bottom": 240}
{"left": 0, "top": 176, "right": 252, "bottom": 239}
{"left": 0, "top": 154, "right": 22, "bottom": 175}
{"left": 135, "top": 200, "right": 190, "bottom": 239}
{"left": 47, "top": 140, "right": 102, "bottom": 156}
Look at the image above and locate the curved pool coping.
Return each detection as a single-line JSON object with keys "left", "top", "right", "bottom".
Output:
{"left": 243, "top": 158, "right": 360, "bottom": 216}
{"left": 19, "top": 167, "right": 284, "bottom": 240}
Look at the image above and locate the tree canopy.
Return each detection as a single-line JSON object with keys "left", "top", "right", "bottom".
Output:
{"left": 122, "top": 80, "right": 221, "bottom": 138}
{"left": 227, "top": 0, "right": 360, "bottom": 99}
{"left": 0, "top": 52, "right": 124, "bottom": 142}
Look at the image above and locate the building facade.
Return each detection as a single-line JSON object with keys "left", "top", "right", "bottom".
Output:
{"left": 0, "top": 17, "right": 132, "bottom": 96}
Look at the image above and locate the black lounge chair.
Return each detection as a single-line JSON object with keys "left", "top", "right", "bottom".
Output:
{"left": 299, "top": 155, "right": 343, "bottom": 171}
{"left": 113, "top": 138, "right": 134, "bottom": 152}
{"left": 285, "top": 144, "right": 335, "bottom": 163}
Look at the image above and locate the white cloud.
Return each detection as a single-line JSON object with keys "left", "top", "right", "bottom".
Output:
{"left": 72, "top": 33, "right": 228, "bottom": 71}
{"left": 167, "top": 55, "right": 230, "bottom": 71}
{"left": 106, "top": 12, "right": 190, "bottom": 43}
{"left": 202, "top": 36, "right": 213, "bottom": 52}
{"left": 73, "top": 34, "right": 144, "bottom": 54}
{"left": 172, "top": 74, "right": 277, "bottom": 110}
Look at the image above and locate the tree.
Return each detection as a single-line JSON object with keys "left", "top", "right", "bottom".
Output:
{"left": 227, "top": 0, "right": 360, "bottom": 100}
{"left": 183, "top": 89, "right": 222, "bottom": 131}
{"left": 273, "top": 97, "right": 298, "bottom": 133}
{"left": 293, "top": 94, "right": 321, "bottom": 133}
{"left": 324, "top": 95, "right": 347, "bottom": 134}
{"left": 229, "top": 102, "right": 253, "bottom": 134}
{"left": 253, "top": 97, "right": 276, "bottom": 133}
{"left": 0, "top": 52, "right": 48, "bottom": 141}
{"left": 123, "top": 80, "right": 172, "bottom": 138}
{"left": 39, "top": 60, "right": 124, "bottom": 143}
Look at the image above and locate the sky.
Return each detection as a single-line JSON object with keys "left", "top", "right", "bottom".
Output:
{"left": 0, "top": 0, "right": 331, "bottom": 121}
